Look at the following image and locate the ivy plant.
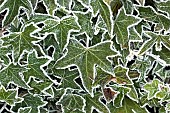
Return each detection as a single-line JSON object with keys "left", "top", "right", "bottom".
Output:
{"left": 0, "top": 0, "right": 170, "bottom": 113}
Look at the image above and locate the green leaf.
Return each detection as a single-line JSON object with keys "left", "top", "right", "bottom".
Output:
{"left": 18, "top": 107, "right": 31, "bottom": 113}
{"left": 0, "top": 45, "right": 13, "bottom": 65}
{"left": 144, "top": 79, "right": 162, "bottom": 100}
{"left": 153, "top": 45, "right": 170, "bottom": 65}
{"left": 0, "top": 63, "right": 28, "bottom": 88}
{"left": 0, "top": 86, "right": 22, "bottom": 105}
{"left": 114, "top": 7, "right": 140, "bottom": 49}
{"left": 166, "top": 103, "right": 170, "bottom": 111}
{"left": 109, "top": 96, "right": 148, "bottom": 113}
{"left": 0, "top": 0, "right": 33, "bottom": 26}
{"left": 57, "top": 0, "right": 72, "bottom": 9}
{"left": 75, "top": 11, "right": 94, "bottom": 38}
{"left": 91, "top": 0, "right": 113, "bottom": 34}
{"left": 28, "top": 78, "right": 53, "bottom": 95}
{"left": 139, "top": 32, "right": 170, "bottom": 55}
{"left": 23, "top": 50, "right": 49, "bottom": 82}
{"left": 42, "top": 0, "right": 56, "bottom": 15}
{"left": 55, "top": 39, "right": 118, "bottom": 94}
{"left": 1, "top": 23, "right": 40, "bottom": 61}
{"left": 12, "top": 94, "right": 47, "bottom": 113}
{"left": 41, "top": 16, "right": 80, "bottom": 52}
{"left": 155, "top": 85, "right": 170, "bottom": 101}
{"left": 83, "top": 92, "right": 109, "bottom": 113}
{"left": 156, "top": 1, "right": 170, "bottom": 16}
{"left": 137, "top": 6, "right": 170, "bottom": 30}
{"left": 52, "top": 68, "right": 80, "bottom": 89}
{"left": 114, "top": 65, "right": 132, "bottom": 85}
{"left": 59, "top": 93, "right": 85, "bottom": 112}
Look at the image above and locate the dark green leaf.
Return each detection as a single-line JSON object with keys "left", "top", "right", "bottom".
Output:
{"left": 55, "top": 39, "right": 118, "bottom": 94}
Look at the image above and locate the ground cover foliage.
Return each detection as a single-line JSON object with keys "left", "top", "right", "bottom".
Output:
{"left": 0, "top": 0, "right": 170, "bottom": 113}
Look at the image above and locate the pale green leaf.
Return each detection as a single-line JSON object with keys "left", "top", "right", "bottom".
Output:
{"left": 0, "top": 86, "right": 22, "bottom": 106}
{"left": 156, "top": 1, "right": 170, "bottom": 16}
{"left": 144, "top": 79, "right": 162, "bottom": 100}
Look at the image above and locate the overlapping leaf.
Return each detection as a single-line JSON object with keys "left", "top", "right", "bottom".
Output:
{"left": 1, "top": 24, "right": 40, "bottom": 61}
{"left": 0, "top": 63, "right": 28, "bottom": 88}
{"left": 40, "top": 16, "right": 80, "bottom": 52}
{"left": 0, "top": 0, "right": 33, "bottom": 26}
{"left": 91, "top": 0, "right": 113, "bottom": 34}
{"left": 0, "top": 86, "right": 22, "bottom": 105}
{"left": 55, "top": 39, "right": 118, "bottom": 94}
{"left": 114, "top": 7, "right": 140, "bottom": 49}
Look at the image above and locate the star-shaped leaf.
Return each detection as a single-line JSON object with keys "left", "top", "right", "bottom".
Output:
{"left": 41, "top": 16, "right": 80, "bottom": 52}
{"left": 55, "top": 39, "right": 118, "bottom": 94}
{"left": 137, "top": 6, "right": 170, "bottom": 30}
{"left": 0, "top": 0, "right": 33, "bottom": 26}
{"left": 114, "top": 7, "right": 140, "bottom": 49}
{"left": 0, "top": 63, "right": 28, "bottom": 88}
{"left": 139, "top": 32, "right": 170, "bottom": 55}
{"left": 91, "top": 0, "right": 113, "bottom": 34}
{"left": 1, "top": 23, "right": 40, "bottom": 61}
{"left": 0, "top": 86, "right": 22, "bottom": 106}
{"left": 12, "top": 94, "right": 47, "bottom": 113}
{"left": 23, "top": 50, "right": 49, "bottom": 82}
{"left": 144, "top": 79, "right": 162, "bottom": 100}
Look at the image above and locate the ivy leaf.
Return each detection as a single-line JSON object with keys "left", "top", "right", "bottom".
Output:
{"left": 42, "top": 0, "right": 56, "bottom": 15}
{"left": 55, "top": 39, "right": 118, "bottom": 94}
{"left": 41, "top": 16, "right": 80, "bottom": 52}
{"left": 91, "top": 0, "right": 113, "bottom": 34}
{"left": 156, "top": 85, "right": 170, "bottom": 101}
{"left": 52, "top": 68, "right": 80, "bottom": 89}
{"left": 75, "top": 11, "right": 94, "bottom": 38}
{"left": 153, "top": 45, "right": 170, "bottom": 65}
{"left": 0, "top": 45, "right": 13, "bottom": 65}
{"left": 83, "top": 92, "right": 109, "bottom": 113}
{"left": 0, "top": 63, "right": 28, "bottom": 88}
{"left": 114, "top": 65, "right": 132, "bottom": 85}
{"left": 0, "top": 0, "right": 33, "bottom": 26}
{"left": 110, "top": 96, "right": 148, "bottom": 113}
{"left": 156, "top": 1, "right": 170, "bottom": 16}
{"left": 23, "top": 50, "right": 49, "bottom": 82}
{"left": 166, "top": 103, "right": 170, "bottom": 111}
{"left": 137, "top": 6, "right": 170, "bottom": 30}
{"left": 59, "top": 93, "right": 85, "bottom": 112}
{"left": 57, "top": 0, "right": 72, "bottom": 9}
{"left": 114, "top": 7, "right": 140, "bottom": 49}
{"left": 139, "top": 32, "right": 170, "bottom": 55}
{"left": 18, "top": 108, "right": 31, "bottom": 113}
{"left": 1, "top": 23, "right": 40, "bottom": 61}
{"left": 12, "top": 94, "right": 47, "bottom": 113}
{"left": 143, "top": 79, "right": 162, "bottom": 100}
{"left": 0, "top": 86, "right": 22, "bottom": 106}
